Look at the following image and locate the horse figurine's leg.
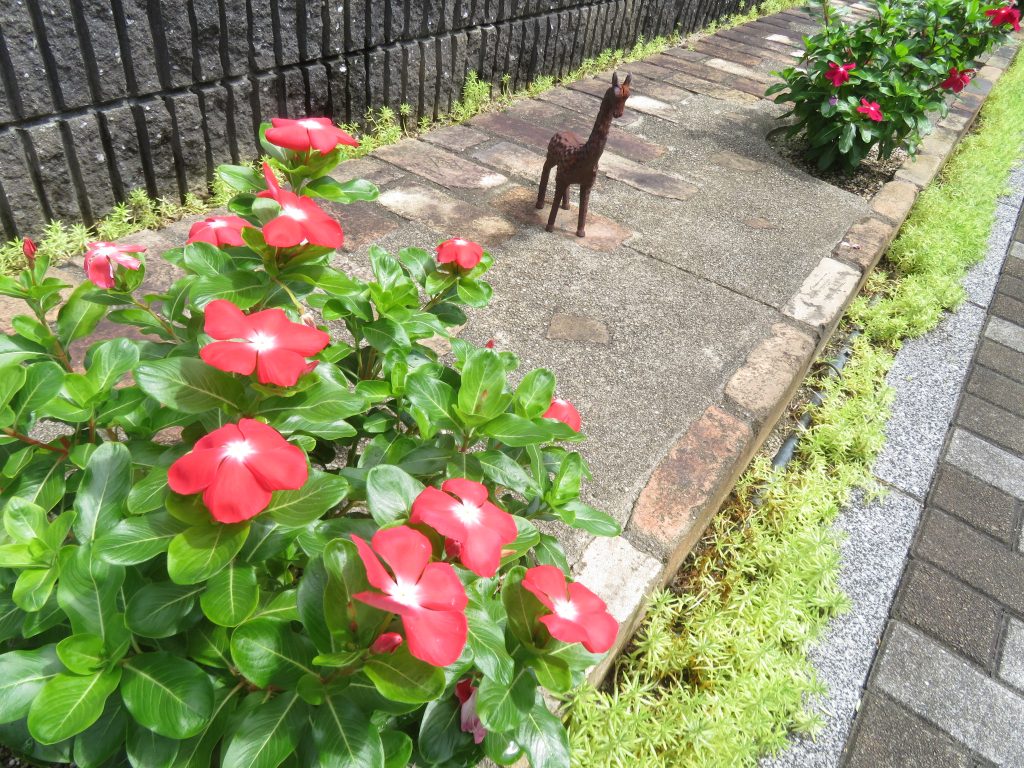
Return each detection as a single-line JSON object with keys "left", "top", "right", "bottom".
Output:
{"left": 547, "top": 182, "right": 566, "bottom": 232}
{"left": 561, "top": 188, "right": 571, "bottom": 210}
{"left": 536, "top": 157, "right": 555, "bottom": 210}
{"left": 576, "top": 183, "right": 592, "bottom": 238}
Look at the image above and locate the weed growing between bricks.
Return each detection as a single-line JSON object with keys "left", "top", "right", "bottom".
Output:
{"left": 566, "top": 45, "right": 1024, "bottom": 768}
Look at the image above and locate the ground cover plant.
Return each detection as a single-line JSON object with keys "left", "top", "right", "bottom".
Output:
{"left": 0, "top": 117, "right": 626, "bottom": 768}
{"left": 769, "top": 0, "right": 1019, "bottom": 169}
{"left": 568, "top": 42, "right": 1024, "bottom": 768}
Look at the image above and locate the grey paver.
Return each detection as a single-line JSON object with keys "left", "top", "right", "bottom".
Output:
{"left": 966, "top": 365, "right": 1024, "bottom": 420}
{"left": 930, "top": 463, "right": 1020, "bottom": 544}
{"left": 946, "top": 428, "right": 1024, "bottom": 499}
{"left": 985, "top": 316, "right": 1024, "bottom": 355}
{"left": 957, "top": 394, "right": 1024, "bottom": 455}
{"left": 999, "top": 619, "right": 1024, "bottom": 692}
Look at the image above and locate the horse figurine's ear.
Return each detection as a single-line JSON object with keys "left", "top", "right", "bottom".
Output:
{"left": 612, "top": 71, "right": 619, "bottom": 88}
{"left": 624, "top": 73, "right": 632, "bottom": 86}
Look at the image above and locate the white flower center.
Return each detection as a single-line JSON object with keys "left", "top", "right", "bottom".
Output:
{"left": 453, "top": 500, "right": 482, "bottom": 526}
{"left": 222, "top": 440, "right": 255, "bottom": 462}
{"left": 552, "top": 598, "right": 579, "bottom": 621}
{"left": 388, "top": 579, "right": 422, "bottom": 608}
{"left": 207, "top": 219, "right": 227, "bottom": 229}
{"left": 298, "top": 119, "right": 325, "bottom": 130}
{"left": 248, "top": 331, "right": 277, "bottom": 353}
{"left": 93, "top": 246, "right": 120, "bottom": 258}
{"left": 282, "top": 205, "right": 308, "bottom": 221}
{"left": 453, "top": 238, "right": 468, "bottom": 246}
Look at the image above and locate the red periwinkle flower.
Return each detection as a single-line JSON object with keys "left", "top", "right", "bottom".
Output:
{"left": 411, "top": 478, "right": 518, "bottom": 578}
{"left": 455, "top": 679, "right": 486, "bottom": 744}
{"left": 986, "top": 5, "right": 1021, "bottom": 31}
{"left": 83, "top": 241, "right": 145, "bottom": 289}
{"left": 369, "top": 632, "right": 404, "bottom": 654}
{"left": 824, "top": 61, "right": 856, "bottom": 87}
{"left": 168, "top": 418, "right": 308, "bottom": 523}
{"left": 257, "top": 163, "right": 344, "bottom": 249}
{"left": 264, "top": 117, "right": 360, "bottom": 154}
{"left": 522, "top": 565, "right": 618, "bottom": 653}
{"left": 542, "top": 397, "right": 582, "bottom": 432}
{"left": 199, "top": 300, "right": 329, "bottom": 387}
{"left": 940, "top": 67, "right": 975, "bottom": 93}
{"left": 22, "top": 237, "right": 36, "bottom": 267}
{"left": 352, "top": 526, "right": 468, "bottom": 667}
{"left": 856, "top": 98, "right": 884, "bottom": 122}
{"left": 484, "top": 339, "right": 496, "bottom": 349}
{"left": 436, "top": 238, "right": 483, "bottom": 269}
{"left": 187, "top": 215, "right": 250, "bottom": 247}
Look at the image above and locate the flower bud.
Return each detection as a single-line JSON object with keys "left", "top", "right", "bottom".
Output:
{"left": 484, "top": 339, "right": 495, "bottom": 349}
{"left": 22, "top": 237, "right": 36, "bottom": 267}
{"left": 370, "top": 632, "right": 403, "bottom": 654}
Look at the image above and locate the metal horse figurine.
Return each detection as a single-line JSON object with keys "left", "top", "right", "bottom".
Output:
{"left": 535, "top": 72, "right": 631, "bottom": 238}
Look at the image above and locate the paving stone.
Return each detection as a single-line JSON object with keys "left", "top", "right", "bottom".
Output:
{"left": 782, "top": 257, "right": 861, "bottom": 332}
{"left": 893, "top": 560, "right": 1001, "bottom": 668}
{"left": 546, "top": 313, "right": 610, "bottom": 343}
{"left": 999, "top": 274, "right": 1024, "bottom": 302}
{"left": 968, "top": 364, "right": 1024, "bottom": 421}
{"left": 946, "top": 428, "right": 1024, "bottom": 500}
{"left": 472, "top": 141, "right": 547, "bottom": 181}
{"left": 667, "top": 72, "right": 761, "bottom": 103}
{"left": 330, "top": 157, "right": 405, "bottom": 187}
{"left": 618, "top": 94, "right": 681, "bottom": 123}
{"left": 875, "top": 622, "right": 1024, "bottom": 766}
{"left": 992, "top": 292, "right": 1024, "bottom": 327}
{"left": 870, "top": 180, "right": 919, "bottom": 226}
{"left": 420, "top": 124, "right": 490, "bottom": 151}
{"left": 709, "top": 150, "right": 765, "bottom": 173}
{"left": 494, "top": 186, "right": 632, "bottom": 252}
{"left": 985, "top": 316, "right": 1024, "bottom": 355}
{"left": 659, "top": 58, "right": 767, "bottom": 97}
{"left": 701, "top": 57, "right": 775, "bottom": 85}
{"left": 931, "top": 463, "right": 1020, "bottom": 544}
{"left": 599, "top": 153, "right": 699, "bottom": 200}
{"left": 845, "top": 691, "right": 973, "bottom": 768}
{"left": 1000, "top": 619, "right": 1024, "bottom": 692}
{"left": 689, "top": 41, "right": 768, "bottom": 69}
{"left": 895, "top": 153, "right": 945, "bottom": 189}
{"left": 627, "top": 405, "right": 752, "bottom": 571}
{"left": 725, "top": 321, "right": 815, "bottom": 421}
{"left": 743, "top": 217, "right": 776, "bottom": 230}
{"left": 957, "top": 393, "right": 1024, "bottom": 456}
{"left": 471, "top": 109, "right": 562, "bottom": 151}
{"left": 538, "top": 87, "right": 640, "bottom": 128}
{"left": 976, "top": 339, "right": 1024, "bottom": 385}
{"left": 834, "top": 215, "right": 898, "bottom": 271}
{"left": 374, "top": 139, "right": 508, "bottom": 189}
{"left": 377, "top": 183, "right": 516, "bottom": 247}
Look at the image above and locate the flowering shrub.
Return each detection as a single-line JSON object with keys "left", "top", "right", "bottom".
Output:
{"left": 0, "top": 116, "right": 620, "bottom": 767}
{"left": 767, "top": 0, "right": 1018, "bottom": 170}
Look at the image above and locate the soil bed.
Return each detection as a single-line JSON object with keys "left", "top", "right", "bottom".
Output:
{"left": 769, "top": 130, "right": 907, "bottom": 198}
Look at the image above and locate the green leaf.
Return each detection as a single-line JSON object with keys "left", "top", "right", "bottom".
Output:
{"left": 127, "top": 464, "right": 170, "bottom": 515}
{"left": 365, "top": 645, "right": 446, "bottom": 704}
{"left": 27, "top": 668, "right": 121, "bottom": 744}
{"left": 73, "top": 441, "right": 132, "bottom": 542}
{"left": 466, "top": 599, "right": 514, "bottom": 685}
{"left": 55, "top": 633, "right": 106, "bottom": 675}
{"left": 458, "top": 349, "right": 508, "bottom": 419}
{"left": 456, "top": 277, "right": 492, "bottom": 307}
{"left": 73, "top": 696, "right": 128, "bottom": 768}
{"left": 502, "top": 566, "right": 544, "bottom": 648}
{"left": 482, "top": 414, "right": 553, "bottom": 447}
{"left": 548, "top": 452, "right": 583, "bottom": 507}
{"left": 127, "top": 723, "right": 180, "bottom": 768}
{"left": 311, "top": 691, "right": 385, "bottom": 768}
{"left": 365, "top": 465, "right": 423, "bottom": 526}
{"left": 221, "top": 691, "right": 307, "bottom": 768}
{"left": 230, "top": 617, "right": 318, "bottom": 688}
{"left": 121, "top": 652, "right": 214, "bottom": 739}
{"left": 200, "top": 565, "right": 259, "bottom": 627}
{"left": 514, "top": 699, "right": 570, "bottom": 768}
{"left": 478, "top": 451, "right": 541, "bottom": 496}
{"left": 183, "top": 241, "right": 232, "bottom": 277}
{"left": 57, "top": 545, "right": 125, "bottom": 640}
{"left": 0, "top": 363, "right": 26, "bottom": 409}
{"left": 0, "top": 644, "right": 62, "bottom": 723}
{"left": 191, "top": 271, "right": 266, "bottom": 310}
{"left": 528, "top": 654, "right": 572, "bottom": 693}
{"left": 417, "top": 697, "right": 471, "bottom": 764}
{"left": 266, "top": 470, "right": 349, "bottom": 528}
{"left": 56, "top": 282, "right": 106, "bottom": 346}
{"left": 167, "top": 521, "right": 250, "bottom": 585}
{"left": 476, "top": 668, "right": 536, "bottom": 732}
{"left": 86, "top": 337, "right": 140, "bottom": 392}
{"left": 514, "top": 368, "right": 556, "bottom": 419}
{"left": 95, "top": 511, "right": 187, "bottom": 565}
{"left": 218, "top": 163, "right": 263, "bottom": 191}
{"left": 382, "top": 730, "right": 414, "bottom": 768}
{"left": 170, "top": 684, "right": 241, "bottom": 768}
{"left": 13, "top": 566, "right": 58, "bottom": 611}
{"left": 136, "top": 357, "right": 246, "bottom": 414}
{"left": 10, "top": 360, "right": 64, "bottom": 426}
{"left": 126, "top": 581, "right": 203, "bottom": 638}
{"left": 557, "top": 500, "right": 621, "bottom": 536}
{"left": 3, "top": 496, "right": 48, "bottom": 542}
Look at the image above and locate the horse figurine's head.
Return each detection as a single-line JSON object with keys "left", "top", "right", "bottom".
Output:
{"left": 607, "top": 72, "right": 632, "bottom": 118}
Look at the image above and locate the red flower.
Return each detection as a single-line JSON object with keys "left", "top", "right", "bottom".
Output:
{"left": 22, "top": 237, "right": 36, "bottom": 266}
{"left": 940, "top": 67, "right": 975, "bottom": 93}
{"left": 856, "top": 98, "right": 884, "bottom": 122}
{"left": 187, "top": 215, "right": 250, "bottom": 247}
{"left": 257, "top": 163, "right": 344, "bottom": 249}
{"left": 436, "top": 238, "right": 483, "bottom": 269}
{"left": 824, "top": 61, "right": 856, "bottom": 87}
{"left": 455, "top": 679, "right": 486, "bottom": 744}
{"left": 410, "top": 478, "right": 518, "bottom": 578}
{"left": 542, "top": 398, "right": 582, "bottom": 432}
{"left": 369, "top": 632, "right": 404, "bottom": 654}
{"left": 199, "top": 299, "right": 329, "bottom": 387}
{"left": 264, "top": 117, "right": 359, "bottom": 154}
{"left": 168, "top": 418, "right": 308, "bottom": 524}
{"left": 986, "top": 5, "right": 1021, "bottom": 31}
{"left": 83, "top": 241, "right": 145, "bottom": 289}
{"left": 352, "top": 526, "right": 468, "bottom": 667}
{"left": 522, "top": 565, "right": 618, "bottom": 653}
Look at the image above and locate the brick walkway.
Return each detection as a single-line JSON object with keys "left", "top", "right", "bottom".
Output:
{"left": 842, "top": 201, "right": 1024, "bottom": 765}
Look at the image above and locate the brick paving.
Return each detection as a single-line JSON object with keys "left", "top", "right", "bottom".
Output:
{"left": 842, "top": 199, "right": 1024, "bottom": 767}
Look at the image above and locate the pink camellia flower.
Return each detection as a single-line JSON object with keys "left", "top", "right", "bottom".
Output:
{"left": 542, "top": 397, "right": 582, "bottom": 432}
{"left": 940, "top": 67, "right": 975, "bottom": 93}
{"left": 187, "top": 215, "right": 250, "bottom": 247}
{"left": 264, "top": 117, "right": 360, "bottom": 154}
{"left": 856, "top": 98, "right": 884, "bottom": 122}
{"left": 168, "top": 418, "right": 308, "bottom": 524}
{"left": 985, "top": 5, "right": 1021, "bottom": 31}
{"left": 522, "top": 565, "right": 618, "bottom": 653}
{"left": 410, "top": 478, "right": 518, "bottom": 578}
{"left": 351, "top": 526, "right": 468, "bottom": 667}
{"left": 199, "top": 299, "right": 329, "bottom": 387}
{"left": 436, "top": 238, "right": 483, "bottom": 269}
{"left": 257, "top": 162, "right": 344, "bottom": 249}
{"left": 369, "top": 632, "right": 404, "bottom": 654}
{"left": 824, "top": 61, "right": 856, "bottom": 87}
{"left": 83, "top": 241, "right": 145, "bottom": 289}
{"left": 455, "top": 679, "right": 486, "bottom": 744}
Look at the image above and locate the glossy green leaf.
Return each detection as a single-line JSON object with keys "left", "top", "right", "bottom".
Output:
{"left": 200, "top": 565, "right": 259, "bottom": 627}
{"left": 220, "top": 691, "right": 307, "bottom": 768}
{"left": 121, "top": 652, "right": 214, "bottom": 739}
{"left": 166, "top": 521, "right": 250, "bottom": 585}
{"left": 3, "top": 496, "right": 48, "bottom": 542}
{"left": 73, "top": 696, "right": 128, "bottom": 768}
{"left": 364, "top": 645, "right": 446, "bottom": 704}
{"left": 557, "top": 500, "right": 621, "bottom": 537}
{"left": 382, "top": 730, "right": 414, "bottom": 768}
{"left": 501, "top": 566, "right": 544, "bottom": 648}
{"left": 417, "top": 697, "right": 470, "bottom": 764}
{"left": 482, "top": 414, "right": 553, "bottom": 447}
{"left": 476, "top": 668, "right": 535, "bottom": 732}
{"left": 514, "top": 368, "right": 556, "bottom": 418}
{"left": 230, "top": 617, "right": 318, "bottom": 688}
{"left": 266, "top": 470, "right": 349, "bottom": 528}
{"left": 11, "top": 360, "right": 64, "bottom": 426}
{"left": 365, "top": 465, "right": 423, "bottom": 526}
{"left": 0, "top": 644, "right": 62, "bottom": 723}
{"left": 94, "top": 511, "right": 187, "bottom": 566}
{"left": 457, "top": 349, "right": 508, "bottom": 419}
{"left": 127, "top": 722, "right": 180, "bottom": 768}
{"left": 170, "top": 684, "right": 241, "bottom": 768}
{"left": 73, "top": 441, "right": 132, "bottom": 542}
{"left": 136, "top": 357, "right": 246, "bottom": 414}
{"left": 13, "top": 566, "right": 58, "bottom": 611}
{"left": 311, "top": 691, "right": 384, "bottom": 768}
{"left": 56, "top": 282, "right": 106, "bottom": 346}
{"left": 126, "top": 581, "right": 203, "bottom": 638}
{"left": 27, "top": 668, "right": 121, "bottom": 744}
{"left": 477, "top": 451, "right": 541, "bottom": 496}
{"left": 182, "top": 242, "right": 232, "bottom": 277}
{"left": 57, "top": 545, "right": 125, "bottom": 640}
{"left": 127, "top": 464, "right": 171, "bottom": 515}
{"left": 55, "top": 633, "right": 106, "bottom": 675}
{"left": 466, "top": 599, "right": 514, "bottom": 686}
{"left": 513, "top": 699, "right": 570, "bottom": 768}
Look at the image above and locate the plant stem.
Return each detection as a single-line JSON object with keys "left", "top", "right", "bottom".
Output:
{"left": 2, "top": 427, "right": 67, "bottom": 454}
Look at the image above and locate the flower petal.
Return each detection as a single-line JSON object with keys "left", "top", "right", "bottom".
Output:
{"left": 538, "top": 614, "right": 590, "bottom": 646}
{"left": 204, "top": 299, "right": 253, "bottom": 340}
{"left": 255, "top": 348, "right": 313, "bottom": 387}
{"left": 167, "top": 448, "right": 222, "bottom": 495}
{"left": 440, "top": 478, "right": 489, "bottom": 507}
{"left": 416, "top": 562, "right": 468, "bottom": 612}
{"left": 371, "top": 526, "right": 433, "bottom": 584}
{"left": 201, "top": 459, "right": 272, "bottom": 523}
{"left": 580, "top": 611, "right": 620, "bottom": 654}
{"left": 200, "top": 340, "right": 258, "bottom": 376}
{"left": 351, "top": 536, "right": 396, "bottom": 592}
{"left": 402, "top": 608, "right": 468, "bottom": 667}
{"left": 263, "top": 215, "right": 307, "bottom": 248}
{"left": 521, "top": 565, "right": 567, "bottom": 610}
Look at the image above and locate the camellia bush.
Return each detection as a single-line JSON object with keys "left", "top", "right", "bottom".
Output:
{"left": 0, "top": 116, "right": 621, "bottom": 768}
{"left": 768, "top": 0, "right": 1020, "bottom": 170}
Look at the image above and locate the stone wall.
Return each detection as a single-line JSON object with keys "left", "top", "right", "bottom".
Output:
{"left": 0, "top": 0, "right": 753, "bottom": 239}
